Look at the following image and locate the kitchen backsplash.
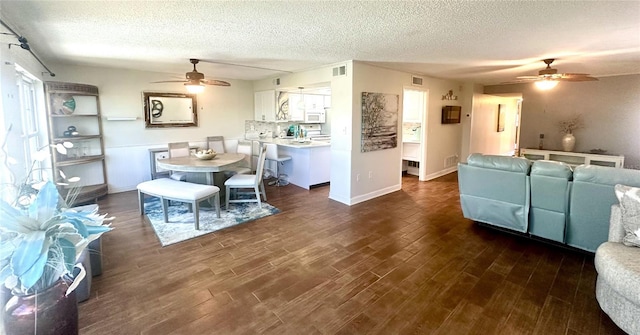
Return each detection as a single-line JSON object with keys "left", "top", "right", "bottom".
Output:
{"left": 245, "top": 120, "right": 301, "bottom": 139}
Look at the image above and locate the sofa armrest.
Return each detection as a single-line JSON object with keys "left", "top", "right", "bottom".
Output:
{"left": 609, "top": 204, "right": 625, "bottom": 243}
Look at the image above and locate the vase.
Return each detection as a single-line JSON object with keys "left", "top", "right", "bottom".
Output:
{"left": 3, "top": 279, "right": 78, "bottom": 335}
{"left": 562, "top": 133, "right": 576, "bottom": 152}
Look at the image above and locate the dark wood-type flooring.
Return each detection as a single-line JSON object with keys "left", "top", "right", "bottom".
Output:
{"left": 80, "top": 173, "right": 625, "bottom": 334}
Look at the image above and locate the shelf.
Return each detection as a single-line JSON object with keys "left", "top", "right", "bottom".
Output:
{"left": 53, "top": 135, "right": 102, "bottom": 142}
{"left": 60, "top": 184, "right": 108, "bottom": 205}
{"left": 46, "top": 82, "right": 108, "bottom": 204}
{"left": 50, "top": 114, "right": 100, "bottom": 118}
{"left": 55, "top": 155, "right": 105, "bottom": 166}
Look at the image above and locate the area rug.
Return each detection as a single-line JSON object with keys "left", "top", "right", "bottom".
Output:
{"left": 143, "top": 198, "right": 280, "bottom": 246}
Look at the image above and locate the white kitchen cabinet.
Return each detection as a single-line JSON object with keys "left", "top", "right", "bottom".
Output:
{"left": 288, "top": 93, "right": 305, "bottom": 121}
{"left": 254, "top": 90, "right": 276, "bottom": 122}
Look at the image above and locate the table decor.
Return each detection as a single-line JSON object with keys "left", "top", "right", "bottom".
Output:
{"left": 194, "top": 149, "right": 216, "bottom": 160}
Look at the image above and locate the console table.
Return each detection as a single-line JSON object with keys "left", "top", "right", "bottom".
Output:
{"left": 520, "top": 148, "right": 624, "bottom": 168}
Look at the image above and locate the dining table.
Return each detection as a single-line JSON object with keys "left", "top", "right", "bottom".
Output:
{"left": 156, "top": 152, "right": 246, "bottom": 204}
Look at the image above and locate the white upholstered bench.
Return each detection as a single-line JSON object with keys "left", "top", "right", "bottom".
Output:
{"left": 137, "top": 178, "right": 220, "bottom": 230}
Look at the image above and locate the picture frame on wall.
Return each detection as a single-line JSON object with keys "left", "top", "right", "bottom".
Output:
{"left": 497, "top": 104, "right": 505, "bottom": 132}
{"left": 361, "top": 92, "right": 399, "bottom": 152}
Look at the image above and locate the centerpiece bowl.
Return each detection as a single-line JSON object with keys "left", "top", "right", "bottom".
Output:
{"left": 194, "top": 151, "right": 216, "bottom": 160}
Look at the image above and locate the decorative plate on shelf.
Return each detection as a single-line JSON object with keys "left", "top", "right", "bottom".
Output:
{"left": 52, "top": 94, "right": 76, "bottom": 115}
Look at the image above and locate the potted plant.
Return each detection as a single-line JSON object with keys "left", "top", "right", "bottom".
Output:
{"left": 0, "top": 137, "right": 112, "bottom": 334}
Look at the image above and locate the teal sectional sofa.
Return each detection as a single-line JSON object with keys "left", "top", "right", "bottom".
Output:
{"left": 458, "top": 153, "right": 640, "bottom": 252}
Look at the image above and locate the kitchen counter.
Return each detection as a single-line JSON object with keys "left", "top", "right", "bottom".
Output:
{"left": 252, "top": 137, "right": 331, "bottom": 149}
{"left": 247, "top": 137, "right": 330, "bottom": 189}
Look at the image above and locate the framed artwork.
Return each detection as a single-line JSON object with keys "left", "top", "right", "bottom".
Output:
{"left": 497, "top": 104, "right": 505, "bottom": 132}
{"left": 361, "top": 92, "right": 398, "bottom": 152}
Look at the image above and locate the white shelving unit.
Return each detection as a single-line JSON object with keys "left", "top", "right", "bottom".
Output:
{"left": 520, "top": 148, "right": 625, "bottom": 168}
{"left": 45, "top": 82, "right": 108, "bottom": 204}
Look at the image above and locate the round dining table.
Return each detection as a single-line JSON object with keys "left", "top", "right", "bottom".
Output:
{"left": 156, "top": 153, "right": 246, "bottom": 203}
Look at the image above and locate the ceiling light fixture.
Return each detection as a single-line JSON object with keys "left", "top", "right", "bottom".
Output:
{"left": 534, "top": 80, "right": 559, "bottom": 90}
{"left": 185, "top": 82, "right": 205, "bottom": 94}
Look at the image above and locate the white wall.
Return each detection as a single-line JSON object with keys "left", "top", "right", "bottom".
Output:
{"left": 468, "top": 94, "right": 519, "bottom": 156}
{"left": 485, "top": 74, "right": 640, "bottom": 168}
{"left": 350, "top": 62, "right": 465, "bottom": 204}
{"left": 51, "top": 64, "right": 254, "bottom": 192}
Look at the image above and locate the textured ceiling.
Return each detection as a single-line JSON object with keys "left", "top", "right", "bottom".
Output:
{"left": 1, "top": 1, "right": 639, "bottom": 84}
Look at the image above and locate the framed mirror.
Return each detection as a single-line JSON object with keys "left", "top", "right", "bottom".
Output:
{"left": 143, "top": 92, "right": 198, "bottom": 128}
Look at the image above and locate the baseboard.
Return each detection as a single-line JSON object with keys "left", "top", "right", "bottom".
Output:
{"left": 348, "top": 184, "right": 402, "bottom": 206}
{"left": 423, "top": 166, "right": 457, "bottom": 181}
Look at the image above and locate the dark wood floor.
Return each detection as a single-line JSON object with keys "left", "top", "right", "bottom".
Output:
{"left": 80, "top": 173, "right": 625, "bottom": 334}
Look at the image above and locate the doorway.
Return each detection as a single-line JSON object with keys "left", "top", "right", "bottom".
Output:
{"left": 401, "top": 87, "right": 429, "bottom": 181}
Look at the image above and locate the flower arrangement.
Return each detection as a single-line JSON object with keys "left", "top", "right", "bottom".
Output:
{"left": 0, "top": 127, "right": 112, "bottom": 296}
{"left": 558, "top": 114, "right": 584, "bottom": 134}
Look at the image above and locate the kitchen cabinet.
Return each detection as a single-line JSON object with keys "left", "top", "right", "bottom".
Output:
{"left": 45, "top": 81, "right": 107, "bottom": 204}
{"left": 288, "top": 93, "right": 305, "bottom": 121}
{"left": 254, "top": 90, "right": 276, "bottom": 122}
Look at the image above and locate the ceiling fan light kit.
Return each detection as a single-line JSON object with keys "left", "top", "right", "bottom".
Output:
{"left": 534, "top": 79, "right": 559, "bottom": 90}
{"left": 506, "top": 58, "right": 598, "bottom": 90}
{"left": 185, "top": 83, "right": 205, "bottom": 94}
{"left": 151, "top": 58, "right": 231, "bottom": 93}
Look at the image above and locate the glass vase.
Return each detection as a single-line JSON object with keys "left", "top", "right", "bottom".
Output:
{"left": 3, "top": 279, "right": 78, "bottom": 335}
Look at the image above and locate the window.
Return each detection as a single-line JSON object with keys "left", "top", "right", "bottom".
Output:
{"left": 15, "top": 65, "right": 48, "bottom": 182}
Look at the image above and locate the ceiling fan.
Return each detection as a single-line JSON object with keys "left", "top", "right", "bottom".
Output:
{"left": 152, "top": 59, "right": 231, "bottom": 94}
{"left": 509, "top": 58, "right": 598, "bottom": 90}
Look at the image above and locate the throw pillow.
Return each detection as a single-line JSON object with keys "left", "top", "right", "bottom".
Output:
{"left": 614, "top": 184, "right": 640, "bottom": 247}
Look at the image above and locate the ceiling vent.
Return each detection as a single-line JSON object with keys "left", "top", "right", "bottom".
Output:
{"left": 411, "top": 75, "right": 424, "bottom": 86}
{"left": 333, "top": 65, "right": 347, "bottom": 77}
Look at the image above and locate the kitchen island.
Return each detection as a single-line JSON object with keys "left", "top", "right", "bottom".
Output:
{"left": 254, "top": 138, "right": 331, "bottom": 189}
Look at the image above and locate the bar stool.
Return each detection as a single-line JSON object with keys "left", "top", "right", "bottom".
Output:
{"left": 264, "top": 143, "right": 291, "bottom": 186}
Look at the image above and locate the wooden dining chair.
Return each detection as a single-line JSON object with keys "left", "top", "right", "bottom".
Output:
{"left": 207, "top": 136, "right": 226, "bottom": 153}
{"left": 167, "top": 142, "right": 190, "bottom": 181}
{"left": 225, "top": 146, "right": 267, "bottom": 209}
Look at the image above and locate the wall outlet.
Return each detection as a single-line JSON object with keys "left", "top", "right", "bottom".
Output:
{"left": 368, "top": 171, "right": 373, "bottom": 179}
{"left": 356, "top": 174, "right": 360, "bottom": 182}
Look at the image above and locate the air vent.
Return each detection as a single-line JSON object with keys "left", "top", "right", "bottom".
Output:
{"left": 333, "top": 65, "right": 347, "bottom": 77}
{"left": 411, "top": 75, "right": 424, "bottom": 86}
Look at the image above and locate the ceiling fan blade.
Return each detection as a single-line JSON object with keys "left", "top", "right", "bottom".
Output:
{"left": 514, "top": 76, "right": 541, "bottom": 80}
{"left": 557, "top": 76, "right": 599, "bottom": 82}
{"left": 150, "top": 80, "right": 187, "bottom": 83}
{"left": 200, "top": 59, "right": 292, "bottom": 73}
{"left": 202, "top": 79, "right": 231, "bottom": 87}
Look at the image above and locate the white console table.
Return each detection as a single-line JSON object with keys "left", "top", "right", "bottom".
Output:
{"left": 520, "top": 148, "right": 624, "bottom": 168}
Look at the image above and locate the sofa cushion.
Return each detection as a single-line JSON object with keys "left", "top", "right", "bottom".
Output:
{"left": 595, "top": 242, "right": 640, "bottom": 305}
{"left": 467, "top": 153, "right": 531, "bottom": 173}
{"left": 574, "top": 165, "right": 640, "bottom": 186}
{"left": 614, "top": 184, "right": 640, "bottom": 247}
{"left": 531, "top": 160, "right": 573, "bottom": 179}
